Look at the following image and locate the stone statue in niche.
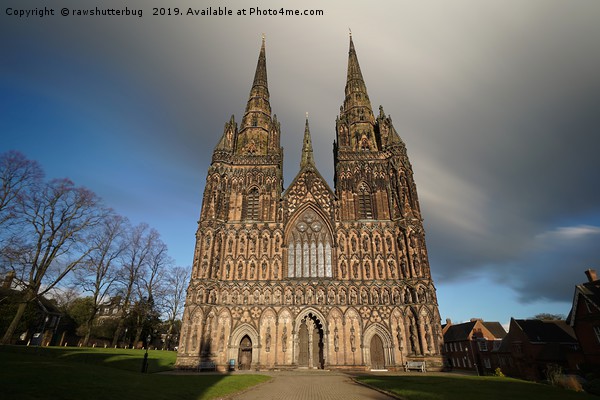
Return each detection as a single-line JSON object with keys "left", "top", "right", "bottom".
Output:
{"left": 377, "top": 261, "right": 383, "bottom": 278}
{"left": 265, "top": 326, "right": 272, "bottom": 352}
{"left": 350, "top": 325, "right": 356, "bottom": 352}
{"left": 328, "top": 288, "right": 336, "bottom": 304}
{"left": 282, "top": 326, "right": 288, "bottom": 352}
{"left": 261, "top": 261, "right": 267, "bottom": 279}
{"left": 396, "top": 324, "right": 403, "bottom": 351}
{"left": 334, "top": 327, "right": 339, "bottom": 352}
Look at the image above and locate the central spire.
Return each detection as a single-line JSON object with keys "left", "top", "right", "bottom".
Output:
{"left": 300, "top": 113, "right": 315, "bottom": 168}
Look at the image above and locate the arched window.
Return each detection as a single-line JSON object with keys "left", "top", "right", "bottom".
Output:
{"left": 286, "top": 209, "right": 332, "bottom": 278}
{"left": 358, "top": 183, "right": 373, "bottom": 219}
{"left": 245, "top": 188, "right": 260, "bottom": 220}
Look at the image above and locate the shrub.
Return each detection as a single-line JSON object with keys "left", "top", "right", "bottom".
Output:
{"left": 545, "top": 363, "right": 563, "bottom": 385}
{"left": 494, "top": 367, "right": 505, "bottom": 377}
{"left": 555, "top": 375, "right": 583, "bottom": 392}
{"left": 584, "top": 378, "right": 600, "bottom": 396}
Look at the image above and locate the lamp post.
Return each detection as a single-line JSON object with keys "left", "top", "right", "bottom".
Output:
{"left": 141, "top": 334, "right": 151, "bottom": 373}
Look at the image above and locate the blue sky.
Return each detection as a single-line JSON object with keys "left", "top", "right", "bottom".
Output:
{"left": 2, "top": 0, "right": 600, "bottom": 327}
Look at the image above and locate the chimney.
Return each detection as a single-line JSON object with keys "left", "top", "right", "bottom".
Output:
{"left": 446, "top": 318, "right": 452, "bottom": 326}
{"left": 585, "top": 269, "right": 598, "bottom": 282}
{"left": 2, "top": 271, "right": 15, "bottom": 289}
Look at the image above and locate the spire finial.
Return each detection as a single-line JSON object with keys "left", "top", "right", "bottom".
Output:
{"left": 262, "top": 33, "right": 265, "bottom": 44}
{"left": 349, "top": 27, "right": 352, "bottom": 37}
{"left": 300, "top": 115, "right": 315, "bottom": 168}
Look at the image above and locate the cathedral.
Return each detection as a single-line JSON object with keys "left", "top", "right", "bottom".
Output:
{"left": 176, "top": 35, "right": 444, "bottom": 371}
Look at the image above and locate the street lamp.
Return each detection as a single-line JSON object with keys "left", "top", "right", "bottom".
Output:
{"left": 141, "top": 334, "right": 151, "bottom": 373}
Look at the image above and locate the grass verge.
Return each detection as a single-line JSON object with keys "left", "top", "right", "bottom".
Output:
{"left": 0, "top": 345, "right": 270, "bottom": 400}
{"left": 356, "top": 375, "right": 594, "bottom": 400}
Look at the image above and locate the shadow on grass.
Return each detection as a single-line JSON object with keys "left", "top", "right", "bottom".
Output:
{"left": 0, "top": 345, "right": 269, "bottom": 400}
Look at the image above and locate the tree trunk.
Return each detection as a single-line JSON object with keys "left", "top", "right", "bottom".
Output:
{"left": 112, "top": 319, "right": 124, "bottom": 347}
{"left": 163, "top": 322, "right": 174, "bottom": 350}
{"left": 1, "top": 301, "right": 28, "bottom": 344}
{"left": 82, "top": 320, "right": 93, "bottom": 347}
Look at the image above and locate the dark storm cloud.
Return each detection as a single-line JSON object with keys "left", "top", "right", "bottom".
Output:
{"left": 2, "top": 0, "right": 599, "bottom": 307}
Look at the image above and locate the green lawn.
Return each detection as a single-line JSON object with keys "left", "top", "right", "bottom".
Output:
{"left": 0, "top": 345, "right": 270, "bottom": 400}
{"left": 357, "top": 375, "right": 595, "bottom": 400}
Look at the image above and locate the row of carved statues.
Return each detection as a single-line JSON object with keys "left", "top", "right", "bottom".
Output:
{"left": 191, "top": 282, "right": 437, "bottom": 307}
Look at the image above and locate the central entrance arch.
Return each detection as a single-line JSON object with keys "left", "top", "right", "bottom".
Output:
{"left": 370, "top": 334, "right": 385, "bottom": 369}
{"left": 238, "top": 335, "right": 252, "bottom": 370}
{"left": 297, "top": 313, "right": 324, "bottom": 369}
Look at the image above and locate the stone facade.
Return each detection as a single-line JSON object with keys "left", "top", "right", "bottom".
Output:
{"left": 176, "top": 36, "right": 444, "bottom": 371}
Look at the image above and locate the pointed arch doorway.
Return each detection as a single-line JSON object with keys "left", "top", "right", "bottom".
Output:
{"left": 370, "top": 334, "right": 385, "bottom": 369}
{"left": 238, "top": 335, "right": 252, "bottom": 370}
{"left": 297, "top": 314, "right": 324, "bottom": 369}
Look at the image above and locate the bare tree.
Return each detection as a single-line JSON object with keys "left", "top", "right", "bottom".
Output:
{"left": 1, "top": 178, "right": 105, "bottom": 344}
{"left": 74, "top": 213, "right": 127, "bottom": 346}
{"left": 0, "top": 150, "right": 43, "bottom": 228}
{"left": 131, "top": 235, "right": 170, "bottom": 346}
{"left": 161, "top": 266, "right": 190, "bottom": 349}
{"left": 111, "top": 223, "right": 157, "bottom": 347}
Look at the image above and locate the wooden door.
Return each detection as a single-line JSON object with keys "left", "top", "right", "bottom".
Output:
{"left": 298, "top": 321, "right": 309, "bottom": 366}
{"left": 238, "top": 335, "right": 252, "bottom": 370}
{"left": 370, "top": 334, "right": 385, "bottom": 369}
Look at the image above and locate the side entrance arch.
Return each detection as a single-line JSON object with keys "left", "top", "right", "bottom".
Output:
{"left": 370, "top": 334, "right": 385, "bottom": 369}
{"left": 238, "top": 335, "right": 252, "bottom": 370}
{"left": 296, "top": 313, "right": 324, "bottom": 369}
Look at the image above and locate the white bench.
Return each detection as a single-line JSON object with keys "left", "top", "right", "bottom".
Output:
{"left": 404, "top": 361, "right": 426, "bottom": 372}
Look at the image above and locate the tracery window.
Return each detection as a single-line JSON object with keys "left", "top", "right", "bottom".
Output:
{"left": 287, "top": 209, "right": 332, "bottom": 278}
{"left": 245, "top": 188, "right": 260, "bottom": 220}
{"left": 357, "top": 182, "right": 373, "bottom": 219}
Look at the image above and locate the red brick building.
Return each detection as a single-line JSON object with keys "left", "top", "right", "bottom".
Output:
{"left": 496, "top": 318, "right": 583, "bottom": 381}
{"left": 442, "top": 318, "right": 506, "bottom": 374}
{"left": 567, "top": 269, "right": 600, "bottom": 368}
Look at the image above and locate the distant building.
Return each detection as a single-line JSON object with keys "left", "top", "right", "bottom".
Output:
{"left": 442, "top": 318, "right": 506, "bottom": 374}
{"left": 567, "top": 269, "right": 600, "bottom": 368}
{"left": 496, "top": 318, "right": 583, "bottom": 380}
{"left": 0, "top": 271, "right": 62, "bottom": 346}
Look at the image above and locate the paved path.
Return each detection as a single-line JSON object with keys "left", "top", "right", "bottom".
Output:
{"left": 228, "top": 371, "right": 396, "bottom": 400}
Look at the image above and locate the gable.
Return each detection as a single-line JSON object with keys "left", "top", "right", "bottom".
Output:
{"left": 283, "top": 168, "right": 334, "bottom": 218}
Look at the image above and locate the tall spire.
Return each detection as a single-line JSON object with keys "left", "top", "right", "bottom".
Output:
{"left": 300, "top": 113, "right": 315, "bottom": 168}
{"left": 338, "top": 33, "right": 378, "bottom": 152}
{"left": 252, "top": 34, "right": 268, "bottom": 89}
{"left": 344, "top": 34, "right": 373, "bottom": 116}
{"left": 240, "top": 35, "right": 271, "bottom": 131}
{"left": 236, "top": 36, "right": 274, "bottom": 155}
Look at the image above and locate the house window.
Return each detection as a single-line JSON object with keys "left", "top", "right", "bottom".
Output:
{"left": 484, "top": 358, "right": 491, "bottom": 369}
{"left": 512, "top": 343, "right": 522, "bottom": 354}
{"left": 594, "top": 326, "right": 600, "bottom": 344}
{"left": 245, "top": 188, "right": 260, "bottom": 220}
{"left": 477, "top": 341, "right": 488, "bottom": 351}
{"left": 357, "top": 183, "right": 373, "bottom": 219}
